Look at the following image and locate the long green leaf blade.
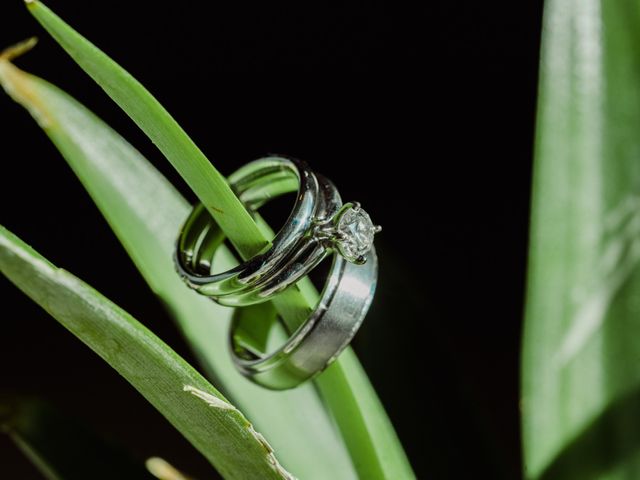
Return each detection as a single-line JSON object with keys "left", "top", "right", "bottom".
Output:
{"left": 24, "top": 2, "right": 414, "bottom": 477}
{"left": 523, "top": 0, "right": 640, "bottom": 478}
{"left": 1, "top": 396, "right": 155, "bottom": 480}
{"left": 26, "top": 3, "right": 264, "bottom": 257}
{"left": 0, "top": 226, "right": 290, "bottom": 480}
{"left": 0, "top": 56, "right": 353, "bottom": 478}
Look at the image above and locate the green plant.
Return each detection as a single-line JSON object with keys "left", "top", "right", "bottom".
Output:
{"left": 522, "top": 0, "right": 640, "bottom": 479}
{"left": 0, "top": 1, "right": 413, "bottom": 479}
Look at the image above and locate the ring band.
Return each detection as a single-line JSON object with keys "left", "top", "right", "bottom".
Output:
{"left": 175, "top": 157, "right": 339, "bottom": 305}
{"left": 175, "top": 155, "right": 380, "bottom": 388}
{"left": 231, "top": 247, "right": 378, "bottom": 389}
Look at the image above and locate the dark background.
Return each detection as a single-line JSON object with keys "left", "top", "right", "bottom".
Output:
{"left": 1, "top": 1, "right": 543, "bottom": 478}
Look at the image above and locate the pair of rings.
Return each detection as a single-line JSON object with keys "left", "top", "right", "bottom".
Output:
{"left": 174, "top": 156, "right": 380, "bottom": 390}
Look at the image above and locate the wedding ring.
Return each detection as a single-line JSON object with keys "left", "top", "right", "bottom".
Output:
{"left": 230, "top": 246, "right": 378, "bottom": 389}
{"left": 175, "top": 155, "right": 380, "bottom": 388}
{"left": 175, "top": 156, "right": 380, "bottom": 306}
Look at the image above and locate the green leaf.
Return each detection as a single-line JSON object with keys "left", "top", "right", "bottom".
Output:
{"left": 35, "top": 7, "right": 263, "bottom": 258}
{"left": 0, "top": 57, "right": 352, "bottom": 478}
{"left": 23, "top": 2, "right": 414, "bottom": 478}
{"left": 522, "top": 0, "right": 640, "bottom": 478}
{"left": 0, "top": 226, "right": 291, "bottom": 480}
{"left": 1, "top": 395, "right": 155, "bottom": 480}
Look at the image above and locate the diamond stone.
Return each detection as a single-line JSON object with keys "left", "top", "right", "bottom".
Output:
{"left": 336, "top": 206, "right": 376, "bottom": 261}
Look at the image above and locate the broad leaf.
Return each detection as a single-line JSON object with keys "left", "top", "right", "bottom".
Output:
{"left": 24, "top": 2, "right": 414, "bottom": 478}
{"left": 523, "top": 0, "right": 640, "bottom": 478}
{"left": 0, "top": 226, "right": 290, "bottom": 480}
{"left": 0, "top": 54, "right": 352, "bottom": 479}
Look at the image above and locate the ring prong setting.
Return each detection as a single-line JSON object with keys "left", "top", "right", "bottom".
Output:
{"left": 317, "top": 201, "right": 380, "bottom": 264}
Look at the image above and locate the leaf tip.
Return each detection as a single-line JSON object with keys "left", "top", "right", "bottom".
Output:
{"left": 146, "top": 457, "right": 190, "bottom": 480}
{"left": 24, "top": 0, "right": 37, "bottom": 6}
{"left": 0, "top": 41, "right": 54, "bottom": 129}
{"left": 0, "top": 37, "right": 38, "bottom": 62}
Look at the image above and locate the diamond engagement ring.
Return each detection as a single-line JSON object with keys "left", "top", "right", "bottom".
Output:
{"left": 175, "top": 156, "right": 380, "bottom": 389}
